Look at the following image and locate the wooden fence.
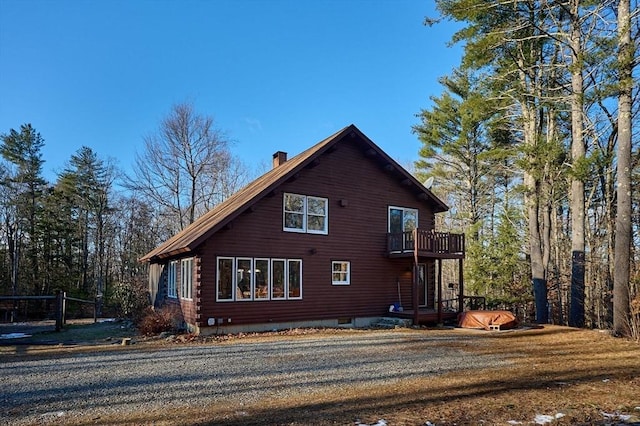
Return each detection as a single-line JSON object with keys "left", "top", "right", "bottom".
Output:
{"left": 0, "top": 290, "right": 97, "bottom": 331}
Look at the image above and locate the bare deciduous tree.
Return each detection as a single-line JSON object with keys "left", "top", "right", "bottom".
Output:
{"left": 126, "top": 102, "right": 248, "bottom": 231}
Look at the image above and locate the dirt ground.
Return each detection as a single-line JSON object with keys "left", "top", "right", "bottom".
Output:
{"left": 1, "top": 322, "right": 639, "bottom": 425}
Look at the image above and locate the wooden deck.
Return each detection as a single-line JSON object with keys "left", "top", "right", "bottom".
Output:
{"left": 389, "top": 308, "right": 459, "bottom": 325}
{"left": 387, "top": 230, "right": 465, "bottom": 259}
{"left": 388, "top": 297, "right": 485, "bottom": 326}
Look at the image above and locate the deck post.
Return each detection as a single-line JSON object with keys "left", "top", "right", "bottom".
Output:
{"left": 412, "top": 263, "right": 419, "bottom": 325}
{"left": 55, "top": 290, "right": 63, "bottom": 332}
{"left": 412, "top": 229, "right": 419, "bottom": 326}
{"left": 62, "top": 291, "right": 67, "bottom": 325}
{"left": 458, "top": 258, "right": 464, "bottom": 313}
{"left": 437, "top": 258, "right": 442, "bottom": 324}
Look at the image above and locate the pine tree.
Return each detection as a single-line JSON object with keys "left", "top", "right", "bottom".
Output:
{"left": 0, "top": 124, "right": 46, "bottom": 294}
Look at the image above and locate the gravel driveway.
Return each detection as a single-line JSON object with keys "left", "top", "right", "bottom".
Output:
{"left": 1, "top": 330, "right": 507, "bottom": 425}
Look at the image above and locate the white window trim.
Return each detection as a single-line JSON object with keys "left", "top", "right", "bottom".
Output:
{"left": 271, "top": 258, "right": 287, "bottom": 300}
{"left": 180, "top": 258, "right": 193, "bottom": 300}
{"left": 332, "top": 261, "right": 351, "bottom": 286}
{"left": 215, "top": 256, "right": 303, "bottom": 302}
{"left": 388, "top": 206, "right": 419, "bottom": 232}
{"left": 306, "top": 196, "right": 329, "bottom": 235}
{"left": 216, "top": 256, "right": 235, "bottom": 302}
{"left": 283, "top": 193, "right": 306, "bottom": 233}
{"left": 254, "top": 258, "right": 270, "bottom": 301}
{"left": 287, "top": 259, "right": 303, "bottom": 299}
{"left": 167, "top": 261, "right": 177, "bottom": 298}
{"left": 236, "top": 257, "right": 253, "bottom": 301}
{"left": 283, "top": 193, "right": 328, "bottom": 235}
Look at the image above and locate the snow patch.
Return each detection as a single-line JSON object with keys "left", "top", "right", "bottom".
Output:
{"left": 534, "top": 413, "right": 565, "bottom": 424}
{"left": 39, "top": 411, "right": 65, "bottom": 421}
{"left": 602, "top": 411, "right": 632, "bottom": 421}
{"left": 355, "top": 420, "right": 387, "bottom": 426}
{"left": 0, "top": 332, "right": 32, "bottom": 339}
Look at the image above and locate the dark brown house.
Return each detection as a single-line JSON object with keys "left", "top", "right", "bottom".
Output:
{"left": 141, "top": 125, "right": 466, "bottom": 334}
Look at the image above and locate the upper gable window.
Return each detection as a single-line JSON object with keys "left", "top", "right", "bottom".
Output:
{"left": 283, "top": 193, "right": 328, "bottom": 234}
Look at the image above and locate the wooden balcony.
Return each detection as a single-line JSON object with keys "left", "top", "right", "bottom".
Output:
{"left": 387, "top": 230, "right": 465, "bottom": 259}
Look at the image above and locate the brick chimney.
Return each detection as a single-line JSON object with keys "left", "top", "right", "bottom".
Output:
{"left": 272, "top": 151, "right": 287, "bottom": 168}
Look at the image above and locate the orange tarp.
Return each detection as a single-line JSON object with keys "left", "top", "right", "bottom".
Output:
{"left": 458, "top": 310, "right": 518, "bottom": 330}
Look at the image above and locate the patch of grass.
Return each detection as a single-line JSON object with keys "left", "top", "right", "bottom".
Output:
{"left": 49, "top": 320, "right": 135, "bottom": 342}
{"left": 0, "top": 319, "right": 137, "bottom": 356}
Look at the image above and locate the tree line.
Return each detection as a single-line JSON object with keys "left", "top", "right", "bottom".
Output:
{"left": 415, "top": 0, "right": 638, "bottom": 336}
{"left": 0, "top": 103, "right": 248, "bottom": 317}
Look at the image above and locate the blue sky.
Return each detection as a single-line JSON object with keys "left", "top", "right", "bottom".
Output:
{"left": 0, "top": 0, "right": 462, "bottom": 182}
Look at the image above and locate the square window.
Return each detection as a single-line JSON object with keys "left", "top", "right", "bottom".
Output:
{"left": 332, "top": 261, "right": 350, "bottom": 285}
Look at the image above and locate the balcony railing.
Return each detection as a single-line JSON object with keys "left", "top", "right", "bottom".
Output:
{"left": 387, "top": 230, "right": 465, "bottom": 257}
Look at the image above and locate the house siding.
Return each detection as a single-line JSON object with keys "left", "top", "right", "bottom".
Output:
{"left": 193, "top": 138, "right": 437, "bottom": 328}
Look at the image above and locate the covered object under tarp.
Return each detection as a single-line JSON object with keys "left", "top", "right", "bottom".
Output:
{"left": 458, "top": 310, "right": 518, "bottom": 330}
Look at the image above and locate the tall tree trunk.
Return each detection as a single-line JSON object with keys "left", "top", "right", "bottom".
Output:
{"left": 523, "top": 101, "right": 549, "bottom": 323}
{"left": 605, "top": 142, "right": 616, "bottom": 328}
{"left": 613, "top": 0, "right": 632, "bottom": 336}
{"left": 569, "top": 0, "right": 585, "bottom": 327}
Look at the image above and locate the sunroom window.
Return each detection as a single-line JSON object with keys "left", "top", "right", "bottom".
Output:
{"left": 254, "top": 258, "right": 270, "bottom": 300}
{"left": 217, "top": 257, "right": 234, "bottom": 301}
{"left": 288, "top": 259, "right": 302, "bottom": 299}
{"left": 272, "top": 259, "right": 286, "bottom": 300}
{"left": 167, "top": 260, "right": 177, "bottom": 298}
{"left": 236, "top": 258, "right": 252, "bottom": 300}
{"left": 216, "top": 256, "right": 302, "bottom": 302}
{"left": 180, "top": 258, "right": 193, "bottom": 300}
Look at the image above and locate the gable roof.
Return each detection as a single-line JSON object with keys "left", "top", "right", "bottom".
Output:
{"left": 140, "top": 124, "right": 448, "bottom": 262}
